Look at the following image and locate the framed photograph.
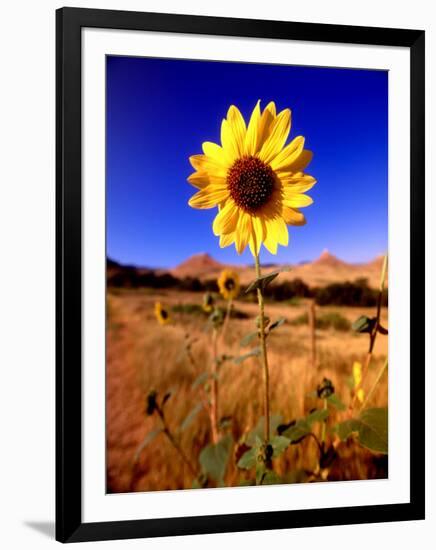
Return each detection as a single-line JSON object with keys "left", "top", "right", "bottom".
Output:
{"left": 56, "top": 7, "right": 425, "bottom": 543}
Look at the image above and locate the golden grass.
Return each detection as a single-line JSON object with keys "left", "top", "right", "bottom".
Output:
{"left": 106, "top": 289, "right": 388, "bottom": 493}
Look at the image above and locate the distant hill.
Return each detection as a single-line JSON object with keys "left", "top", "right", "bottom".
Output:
{"left": 108, "top": 249, "right": 387, "bottom": 290}
{"left": 172, "top": 253, "right": 224, "bottom": 278}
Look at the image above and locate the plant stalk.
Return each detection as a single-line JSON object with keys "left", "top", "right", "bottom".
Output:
{"left": 351, "top": 254, "right": 388, "bottom": 411}
{"left": 210, "top": 327, "right": 219, "bottom": 444}
{"left": 156, "top": 406, "right": 197, "bottom": 477}
{"left": 360, "top": 358, "right": 388, "bottom": 411}
{"left": 254, "top": 252, "right": 271, "bottom": 443}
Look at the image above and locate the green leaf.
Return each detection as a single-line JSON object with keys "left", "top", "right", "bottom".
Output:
{"left": 282, "top": 420, "right": 311, "bottom": 443}
{"left": 327, "top": 394, "right": 347, "bottom": 411}
{"left": 238, "top": 479, "right": 255, "bottom": 486}
{"left": 306, "top": 408, "right": 329, "bottom": 424}
{"left": 192, "top": 371, "right": 209, "bottom": 389}
{"left": 134, "top": 428, "right": 162, "bottom": 462}
{"left": 240, "top": 331, "right": 259, "bottom": 347}
{"left": 237, "top": 447, "right": 257, "bottom": 470}
{"left": 261, "top": 470, "right": 283, "bottom": 485}
{"left": 268, "top": 317, "right": 286, "bottom": 332}
{"left": 233, "top": 347, "right": 261, "bottom": 364}
{"left": 270, "top": 435, "right": 290, "bottom": 458}
{"left": 377, "top": 324, "right": 389, "bottom": 335}
{"left": 245, "top": 268, "right": 290, "bottom": 294}
{"left": 352, "top": 315, "right": 376, "bottom": 334}
{"left": 335, "top": 407, "right": 388, "bottom": 454}
{"left": 246, "top": 414, "right": 283, "bottom": 446}
{"left": 179, "top": 403, "right": 203, "bottom": 432}
{"left": 199, "top": 434, "right": 233, "bottom": 482}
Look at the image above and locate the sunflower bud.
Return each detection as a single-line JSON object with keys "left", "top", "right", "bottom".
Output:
{"left": 317, "top": 378, "right": 334, "bottom": 399}
{"left": 202, "top": 292, "right": 215, "bottom": 313}
{"left": 146, "top": 390, "right": 158, "bottom": 416}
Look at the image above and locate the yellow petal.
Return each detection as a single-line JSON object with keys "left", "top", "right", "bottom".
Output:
{"left": 353, "top": 361, "right": 363, "bottom": 387}
{"left": 226, "top": 105, "right": 247, "bottom": 157}
{"left": 189, "top": 154, "right": 228, "bottom": 178}
{"left": 270, "top": 136, "right": 304, "bottom": 172}
{"left": 258, "top": 109, "right": 291, "bottom": 164}
{"left": 235, "top": 212, "right": 252, "bottom": 254}
{"left": 202, "top": 141, "right": 233, "bottom": 167}
{"left": 282, "top": 193, "right": 314, "bottom": 208}
{"left": 274, "top": 148, "right": 313, "bottom": 174}
{"left": 220, "top": 119, "right": 239, "bottom": 163}
{"left": 249, "top": 216, "right": 265, "bottom": 255}
{"left": 263, "top": 219, "right": 278, "bottom": 255}
{"left": 272, "top": 216, "right": 289, "bottom": 246}
{"left": 282, "top": 206, "right": 306, "bottom": 226}
{"left": 187, "top": 171, "right": 227, "bottom": 189}
{"left": 188, "top": 186, "right": 230, "bottom": 209}
{"left": 244, "top": 100, "right": 261, "bottom": 156}
{"left": 220, "top": 232, "right": 235, "bottom": 248}
{"left": 256, "top": 101, "right": 277, "bottom": 151}
{"left": 212, "top": 201, "right": 239, "bottom": 235}
{"left": 280, "top": 174, "right": 317, "bottom": 193}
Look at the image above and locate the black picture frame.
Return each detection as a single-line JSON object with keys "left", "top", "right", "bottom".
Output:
{"left": 56, "top": 6, "right": 425, "bottom": 543}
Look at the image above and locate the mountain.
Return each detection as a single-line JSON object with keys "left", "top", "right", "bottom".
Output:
{"left": 108, "top": 249, "right": 387, "bottom": 289}
{"left": 312, "top": 249, "right": 348, "bottom": 268}
{"left": 172, "top": 253, "right": 225, "bottom": 278}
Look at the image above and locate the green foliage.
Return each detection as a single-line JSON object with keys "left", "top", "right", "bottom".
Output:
{"left": 281, "top": 409, "right": 329, "bottom": 443}
{"left": 245, "top": 270, "right": 282, "bottom": 293}
{"left": 192, "top": 371, "right": 209, "bottom": 389}
{"left": 327, "top": 393, "right": 347, "bottom": 411}
{"left": 246, "top": 414, "right": 283, "bottom": 446}
{"left": 237, "top": 447, "right": 257, "bottom": 470}
{"left": 261, "top": 470, "right": 283, "bottom": 485}
{"left": 240, "top": 331, "right": 258, "bottom": 347}
{"left": 352, "top": 315, "right": 376, "bottom": 334}
{"left": 268, "top": 317, "right": 286, "bottom": 332}
{"left": 263, "top": 278, "right": 311, "bottom": 301}
{"left": 315, "top": 279, "right": 388, "bottom": 307}
{"left": 134, "top": 428, "right": 162, "bottom": 462}
{"left": 233, "top": 347, "right": 261, "bottom": 364}
{"left": 179, "top": 403, "right": 203, "bottom": 432}
{"left": 289, "top": 311, "right": 351, "bottom": 331}
{"left": 172, "top": 303, "right": 207, "bottom": 316}
{"left": 335, "top": 407, "right": 388, "bottom": 454}
{"left": 318, "top": 312, "right": 351, "bottom": 331}
{"left": 199, "top": 434, "right": 233, "bottom": 483}
{"left": 270, "top": 435, "right": 290, "bottom": 458}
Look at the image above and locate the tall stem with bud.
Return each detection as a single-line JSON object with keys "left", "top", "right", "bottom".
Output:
{"left": 254, "top": 252, "right": 271, "bottom": 443}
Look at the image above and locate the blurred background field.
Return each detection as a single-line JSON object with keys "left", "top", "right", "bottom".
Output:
{"left": 106, "top": 251, "right": 388, "bottom": 493}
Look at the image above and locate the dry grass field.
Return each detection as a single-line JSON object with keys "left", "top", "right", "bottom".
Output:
{"left": 106, "top": 287, "right": 388, "bottom": 493}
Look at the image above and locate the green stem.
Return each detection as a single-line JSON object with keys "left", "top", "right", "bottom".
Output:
{"left": 210, "top": 328, "right": 219, "bottom": 444}
{"left": 254, "top": 252, "right": 270, "bottom": 443}
{"left": 156, "top": 406, "right": 197, "bottom": 477}
{"left": 321, "top": 398, "right": 327, "bottom": 444}
{"left": 220, "top": 298, "right": 233, "bottom": 348}
{"left": 360, "top": 358, "right": 388, "bottom": 411}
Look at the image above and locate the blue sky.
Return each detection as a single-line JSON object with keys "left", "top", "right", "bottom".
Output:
{"left": 106, "top": 56, "right": 388, "bottom": 268}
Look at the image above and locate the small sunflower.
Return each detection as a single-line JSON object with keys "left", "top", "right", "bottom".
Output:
{"left": 187, "top": 101, "right": 316, "bottom": 255}
{"left": 154, "top": 301, "right": 171, "bottom": 325}
{"left": 218, "top": 269, "right": 240, "bottom": 300}
{"left": 202, "top": 292, "right": 215, "bottom": 313}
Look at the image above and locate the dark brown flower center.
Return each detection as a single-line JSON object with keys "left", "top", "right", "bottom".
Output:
{"left": 224, "top": 278, "right": 235, "bottom": 291}
{"left": 227, "top": 156, "right": 275, "bottom": 214}
{"left": 161, "top": 309, "right": 168, "bottom": 319}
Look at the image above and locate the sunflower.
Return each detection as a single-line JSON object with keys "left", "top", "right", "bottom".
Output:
{"left": 187, "top": 101, "right": 316, "bottom": 256}
{"left": 154, "top": 301, "right": 171, "bottom": 325}
{"left": 218, "top": 269, "right": 240, "bottom": 300}
{"left": 202, "top": 292, "right": 215, "bottom": 313}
